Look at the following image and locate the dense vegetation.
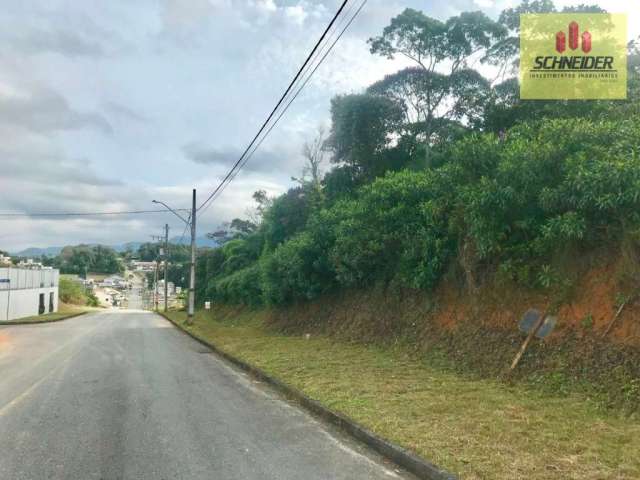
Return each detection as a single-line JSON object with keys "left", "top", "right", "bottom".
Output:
{"left": 42, "top": 245, "right": 123, "bottom": 275}
{"left": 59, "top": 277, "right": 99, "bottom": 306}
{"left": 193, "top": 1, "right": 640, "bottom": 310}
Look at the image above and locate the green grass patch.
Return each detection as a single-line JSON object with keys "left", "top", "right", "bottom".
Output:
{"left": 164, "top": 308, "right": 640, "bottom": 480}
{"left": 2, "top": 303, "right": 94, "bottom": 325}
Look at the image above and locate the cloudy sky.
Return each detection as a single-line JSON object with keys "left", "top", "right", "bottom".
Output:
{"left": 1, "top": 0, "right": 638, "bottom": 251}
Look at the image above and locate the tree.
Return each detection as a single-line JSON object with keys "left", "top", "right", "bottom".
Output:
{"left": 57, "top": 245, "right": 122, "bottom": 275}
{"left": 367, "top": 9, "right": 506, "bottom": 158}
{"left": 261, "top": 186, "right": 312, "bottom": 250}
{"left": 137, "top": 243, "right": 160, "bottom": 262}
{"left": 326, "top": 93, "right": 404, "bottom": 180}
{"left": 207, "top": 189, "right": 273, "bottom": 245}
{"left": 298, "top": 127, "right": 327, "bottom": 192}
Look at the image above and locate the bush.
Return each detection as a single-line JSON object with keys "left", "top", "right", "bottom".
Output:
{"left": 59, "top": 277, "right": 91, "bottom": 305}
{"left": 455, "top": 117, "right": 640, "bottom": 284}
{"left": 204, "top": 115, "right": 640, "bottom": 306}
{"left": 261, "top": 218, "right": 337, "bottom": 304}
{"left": 328, "top": 169, "right": 454, "bottom": 289}
{"left": 209, "top": 264, "right": 263, "bottom": 306}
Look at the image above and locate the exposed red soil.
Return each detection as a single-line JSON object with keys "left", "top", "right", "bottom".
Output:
{"left": 427, "top": 260, "right": 640, "bottom": 346}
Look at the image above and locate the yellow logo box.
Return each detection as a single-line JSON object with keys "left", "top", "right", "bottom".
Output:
{"left": 520, "top": 13, "right": 627, "bottom": 99}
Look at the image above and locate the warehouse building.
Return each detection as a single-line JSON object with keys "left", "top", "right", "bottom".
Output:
{"left": 0, "top": 264, "right": 60, "bottom": 321}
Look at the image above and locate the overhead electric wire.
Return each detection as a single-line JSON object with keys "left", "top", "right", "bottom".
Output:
{"left": 176, "top": 213, "right": 192, "bottom": 246}
{"left": 0, "top": 209, "right": 189, "bottom": 218}
{"left": 198, "top": 0, "right": 360, "bottom": 214}
{"left": 197, "top": 0, "right": 368, "bottom": 215}
{"left": 196, "top": 0, "right": 351, "bottom": 214}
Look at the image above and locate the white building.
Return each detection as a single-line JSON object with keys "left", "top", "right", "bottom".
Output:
{"left": 131, "top": 261, "right": 157, "bottom": 272}
{"left": 0, "top": 266, "right": 60, "bottom": 321}
{"left": 156, "top": 279, "right": 175, "bottom": 296}
{"left": 100, "top": 275, "right": 128, "bottom": 289}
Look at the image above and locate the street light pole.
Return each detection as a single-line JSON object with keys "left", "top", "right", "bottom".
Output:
{"left": 152, "top": 191, "right": 196, "bottom": 324}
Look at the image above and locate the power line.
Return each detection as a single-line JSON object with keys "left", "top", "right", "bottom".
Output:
{"left": 0, "top": 209, "right": 189, "bottom": 218}
{"left": 198, "top": 0, "right": 368, "bottom": 215}
{"left": 176, "top": 213, "right": 192, "bottom": 246}
{"left": 197, "top": 0, "right": 351, "bottom": 214}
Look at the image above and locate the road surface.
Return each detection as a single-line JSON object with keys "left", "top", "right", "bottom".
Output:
{"left": 0, "top": 311, "right": 411, "bottom": 480}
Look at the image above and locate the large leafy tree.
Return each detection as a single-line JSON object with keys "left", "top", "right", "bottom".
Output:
{"left": 326, "top": 93, "right": 404, "bottom": 180}
{"left": 58, "top": 245, "right": 122, "bottom": 275}
{"left": 367, "top": 9, "right": 506, "bottom": 154}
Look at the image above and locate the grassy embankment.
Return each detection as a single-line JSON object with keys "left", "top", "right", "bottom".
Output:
{"left": 163, "top": 307, "right": 640, "bottom": 480}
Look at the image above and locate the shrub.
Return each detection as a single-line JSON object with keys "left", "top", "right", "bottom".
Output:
{"left": 59, "top": 277, "right": 90, "bottom": 305}
{"left": 261, "top": 210, "right": 338, "bottom": 304}
{"left": 205, "top": 115, "right": 640, "bottom": 306}
{"left": 210, "top": 264, "right": 263, "bottom": 306}
{"left": 330, "top": 169, "right": 455, "bottom": 289}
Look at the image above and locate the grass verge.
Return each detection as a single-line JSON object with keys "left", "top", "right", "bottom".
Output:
{"left": 1, "top": 303, "right": 95, "bottom": 325}
{"left": 163, "top": 308, "right": 640, "bottom": 480}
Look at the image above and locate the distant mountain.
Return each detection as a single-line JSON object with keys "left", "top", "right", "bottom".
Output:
{"left": 111, "top": 241, "right": 144, "bottom": 253}
{"left": 12, "top": 246, "right": 63, "bottom": 257}
{"left": 10, "top": 237, "right": 218, "bottom": 258}
{"left": 170, "top": 236, "right": 218, "bottom": 248}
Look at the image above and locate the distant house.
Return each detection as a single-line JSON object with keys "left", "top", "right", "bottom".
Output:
{"left": 100, "top": 275, "right": 128, "bottom": 289}
{"left": 17, "top": 258, "right": 46, "bottom": 269}
{"left": 0, "top": 264, "right": 59, "bottom": 321}
{"left": 156, "top": 279, "right": 175, "bottom": 296}
{"left": 131, "top": 261, "right": 157, "bottom": 272}
{"left": 0, "top": 254, "right": 11, "bottom": 267}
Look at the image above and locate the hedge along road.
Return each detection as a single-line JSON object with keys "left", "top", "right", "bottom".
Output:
{"left": 0, "top": 310, "right": 414, "bottom": 480}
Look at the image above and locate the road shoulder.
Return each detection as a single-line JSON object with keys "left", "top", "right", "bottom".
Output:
{"left": 158, "top": 310, "right": 455, "bottom": 480}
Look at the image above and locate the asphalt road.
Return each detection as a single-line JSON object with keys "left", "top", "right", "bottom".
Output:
{"left": 0, "top": 311, "right": 411, "bottom": 480}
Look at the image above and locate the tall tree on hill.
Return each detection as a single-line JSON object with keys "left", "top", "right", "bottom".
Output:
{"left": 367, "top": 9, "right": 507, "bottom": 162}
{"left": 326, "top": 93, "right": 404, "bottom": 181}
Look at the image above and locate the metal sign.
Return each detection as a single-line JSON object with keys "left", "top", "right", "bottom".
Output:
{"left": 536, "top": 316, "right": 557, "bottom": 338}
{"left": 519, "top": 309, "right": 541, "bottom": 333}
{"left": 519, "top": 308, "right": 557, "bottom": 338}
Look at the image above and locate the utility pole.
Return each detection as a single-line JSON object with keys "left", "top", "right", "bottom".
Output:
{"left": 154, "top": 258, "right": 159, "bottom": 311}
{"left": 188, "top": 189, "right": 196, "bottom": 325}
{"left": 150, "top": 232, "right": 164, "bottom": 312}
{"left": 152, "top": 189, "right": 197, "bottom": 325}
{"left": 164, "top": 223, "right": 169, "bottom": 312}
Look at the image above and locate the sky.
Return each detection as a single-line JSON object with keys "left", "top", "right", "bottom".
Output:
{"left": 1, "top": 0, "right": 639, "bottom": 252}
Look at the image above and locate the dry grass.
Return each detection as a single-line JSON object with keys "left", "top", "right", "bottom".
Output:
{"left": 164, "top": 309, "right": 640, "bottom": 480}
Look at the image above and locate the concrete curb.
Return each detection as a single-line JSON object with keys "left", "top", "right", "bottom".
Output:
{"left": 159, "top": 311, "right": 458, "bottom": 480}
{"left": 0, "top": 310, "right": 90, "bottom": 326}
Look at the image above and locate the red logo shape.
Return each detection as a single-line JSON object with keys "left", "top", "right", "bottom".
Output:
{"left": 581, "top": 31, "right": 592, "bottom": 53}
{"left": 568, "top": 21, "right": 579, "bottom": 50}
{"left": 556, "top": 31, "right": 566, "bottom": 53}
{"left": 555, "top": 22, "right": 591, "bottom": 53}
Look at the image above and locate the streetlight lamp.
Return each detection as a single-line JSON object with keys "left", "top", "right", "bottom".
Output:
{"left": 152, "top": 188, "right": 197, "bottom": 325}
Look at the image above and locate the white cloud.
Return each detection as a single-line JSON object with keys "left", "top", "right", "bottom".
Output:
{"left": 2, "top": 0, "right": 638, "bottom": 251}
